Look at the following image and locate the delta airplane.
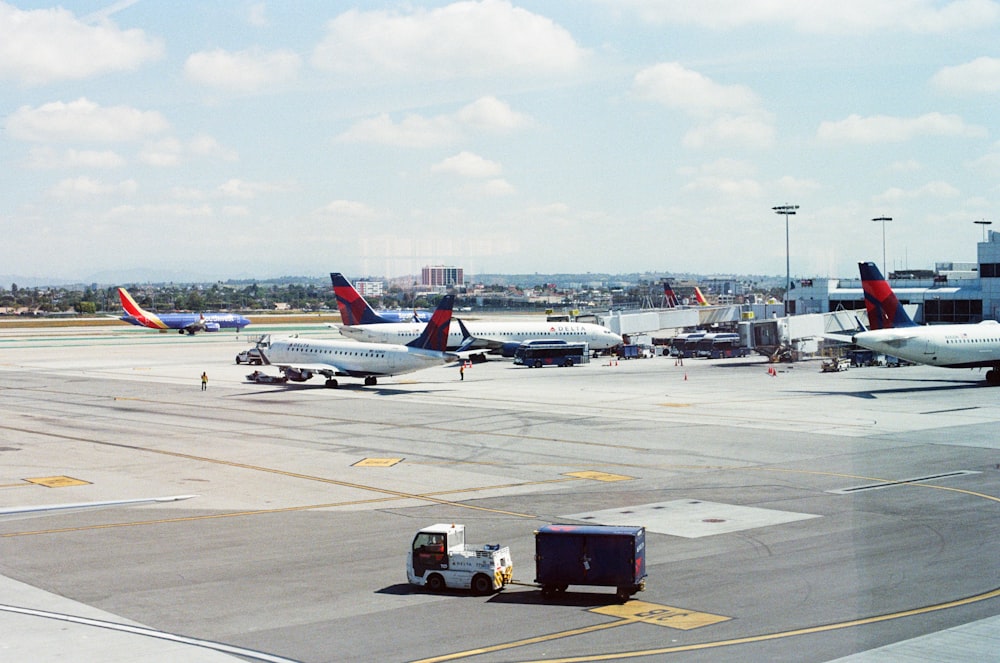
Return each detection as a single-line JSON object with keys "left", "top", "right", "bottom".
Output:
{"left": 853, "top": 261, "right": 1000, "bottom": 385}
{"left": 334, "top": 280, "right": 623, "bottom": 356}
{"left": 254, "top": 294, "right": 472, "bottom": 388}
{"left": 118, "top": 287, "right": 250, "bottom": 335}
{"left": 662, "top": 279, "right": 680, "bottom": 308}
{"left": 331, "top": 273, "right": 431, "bottom": 324}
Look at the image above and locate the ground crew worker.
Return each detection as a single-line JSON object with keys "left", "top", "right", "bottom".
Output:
{"left": 459, "top": 364, "right": 465, "bottom": 381}
{"left": 201, "top": 372, "right": 208, "bottom": 390}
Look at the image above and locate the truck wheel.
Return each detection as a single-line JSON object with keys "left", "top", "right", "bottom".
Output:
{"left": 426, "top": 574, "right": 445, "bottom": 592}
{"left": 534, "top": 360, "right": 542, "bottom": 368}
{"left": 563, "top": 358, "right": 573, "bottom": 367}
{"left": 472, "top": 574, "right": 493, "bottom": 595}
{"left": 541, "top": 585, "right": 555, "bottom": 599}
{"left": 615, "top": 587, "right": 630, "bottom": 603}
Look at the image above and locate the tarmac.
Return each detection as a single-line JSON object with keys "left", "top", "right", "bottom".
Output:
{"left": 1, "top": 321, "right": 998, "bottom": 662}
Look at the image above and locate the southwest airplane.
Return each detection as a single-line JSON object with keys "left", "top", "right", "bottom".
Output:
{"left": 255, "top": 294, "right": 471, "bottom": 388}
{"left": 331, "top": 273, "right": 431, "bottom": 324}
{"left": 853, "top": 261, "right": 1000, "bottom": 385}
{"left": 334, "top": 279, "right": 623, "bottom": 356}
{"left": 118, "top": 287, "right": 251, "bottom": 334}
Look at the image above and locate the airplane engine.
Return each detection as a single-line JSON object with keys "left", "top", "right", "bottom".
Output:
{"left": 204, "top": 323, "right": 221, "bottom": 332}
{"left": 284, "top": 369, "right": 313, "bottom": 382}
{"left": 499, "top": 342, "right": 522, "bottom": 357}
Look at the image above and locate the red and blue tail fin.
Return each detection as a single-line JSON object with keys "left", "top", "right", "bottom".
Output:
{"left": 859, "top": 261, "right": 917, "bottom": 329}
{"left": 331, "top": 273, "right": 390, "bottom": 325}
{"left": 662, "top": 279, "right": 679, "bottom": 308}
{"left": 118, "top": 287, "right": 166, "bottom": 329}
{"left": 406, "top": 295, "right": 454, "bottom": 352}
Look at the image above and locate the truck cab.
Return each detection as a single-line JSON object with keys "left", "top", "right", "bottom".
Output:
{"left": 406, "top": 523, "right": 513, "bottom": 595}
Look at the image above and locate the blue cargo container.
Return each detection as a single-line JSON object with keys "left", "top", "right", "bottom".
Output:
{"left": 534, "top": 524, "right": 647, "bottom": 603}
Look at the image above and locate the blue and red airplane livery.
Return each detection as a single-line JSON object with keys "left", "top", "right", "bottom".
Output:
{"left": 118, "top": 287, "right": 250, "bottom": 335}
{"left": 331, "top": 273, "right": 431, "bottom": 325}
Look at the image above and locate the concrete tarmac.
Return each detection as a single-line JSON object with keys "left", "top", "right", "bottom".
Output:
{"left": 1, "top": 323, "right": 999, "bottom": 662}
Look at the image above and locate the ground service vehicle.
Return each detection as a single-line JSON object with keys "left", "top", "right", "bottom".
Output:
{"left": 535, "top": 524, "right": 646, "bottom": 603}
{"left": 513, "top": 340, "right": 590, "bottom": 367}
{"left": 235, "top": 349, "right": 263, "bottom": 365}
{"left": 406, "top": 524, "right": 513, "bottom": 594}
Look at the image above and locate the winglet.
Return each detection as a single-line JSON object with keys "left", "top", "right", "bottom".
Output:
{"left": 406, "top": 295, "right": 454, "bottom": 351}
{"left": 331, "top": 272, "right": 389, "bottom": 325}
{"left": 455, "top": 318, "right": 477, "bottom": 352}
{"left": 859, "top": 261, "right": 918, "bottom": 329}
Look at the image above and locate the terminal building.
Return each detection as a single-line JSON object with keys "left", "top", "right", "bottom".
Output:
{"left": 789, "top": 232, "right": 1000, "bottom": 324}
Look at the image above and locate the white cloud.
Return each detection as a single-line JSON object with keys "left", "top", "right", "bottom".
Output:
{"left": 108, "top": 203, "right": 214, "bottom": 219}
{"left": 0, "top": 2, "right": 163, "bottom": 85}
{"left": 185, "top": 48, "right": 301, "bottom": 91}
{"left": 633, "top": 62, "right": 760, "bottom": 117}
{"left": 932, "top": 57, "right": 1000, "bottom": 94}
{"left": 874, "top": 181, "right": 962, "bottom": 203}
{"left": 454, "top": 96, "right": 533, "bottom": 131}
{"left": 6, "top": 98, "right": 169, "bottom": 143}
{"left": 26, "top": 146, "right": 125, "bottom": 169}
{"left": 48, "top": 176, "right": 137, "bottom": 198}
{"left": 312, "top": 1, "right": 586, "bottom": 80}
{"left": 613, "top": 0, "right": 1000, "bottom": 34}
{"left": 320, "top": 200, "right": 378, "bottom": 219}
{"left": 217, "top": 178, "right": 289, "bottom": 199}
{"left": 140, "top": 135, "right": 238, "bottom": 167}
{"left": 337, "top": 96, "right": 533, "bottom": 147}
{"left": 817, "top": 112, "right": 987, "bottom": 144}
{"left": 140, "top": 138, "right": 182, "bottom": 167}
{"left": 188, "top": 135, "right": 239, "bottom": 161}
{"left": 682, "top": 115, "right": 775, "bottom": 149}
{"left": 432, "top": 151, "right": 503, "bottom": 178}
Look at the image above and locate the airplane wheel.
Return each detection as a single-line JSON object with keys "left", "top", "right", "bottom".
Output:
{"left": 364, "top": 376, "right": 377, "bottom": 386}
{"left": 987, "top": 370, "right": 1000, "bottom": 386}
{"left": 325, "top": 379, "right": 339, "bottom": 388}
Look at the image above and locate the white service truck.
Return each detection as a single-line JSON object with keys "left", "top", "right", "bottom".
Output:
{"left": 406, "top": 523, "right": 513, "bottom": 594}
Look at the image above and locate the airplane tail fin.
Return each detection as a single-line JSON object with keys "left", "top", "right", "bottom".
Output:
{"left": 662, "top": 279, "right": 679, "bottom": 308}
{"left": 118, "top": 287, "right": 164, "bottom": 328}
{"left": 406, "top": 295, "right": 454, "bottom": 352}
{"left": 330, "top": 273, "right": 389, "bottom": 325}
{"left": 694, "top": 287, "right": 709, "bottom": 306}
{"left": 859, "top": 261, "right": 917, "bottom": 329}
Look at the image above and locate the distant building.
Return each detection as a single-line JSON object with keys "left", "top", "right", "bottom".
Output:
{"left": 356, "top": 280, "right": 383, "bottom": 298}
{"left": 422, "top": 265, "right": 463, "bottom": 287}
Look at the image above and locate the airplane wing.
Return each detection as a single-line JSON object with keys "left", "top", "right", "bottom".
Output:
{"left": 0, "top": 495, "right": 197, "bottom": 521}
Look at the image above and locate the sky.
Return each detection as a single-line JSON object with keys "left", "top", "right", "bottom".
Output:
{"left": 3, "top": 0, "right": 1000, "bottom": 284}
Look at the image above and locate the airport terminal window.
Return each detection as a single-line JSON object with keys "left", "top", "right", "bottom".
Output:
{"left": 924, "top": 299, "right": 982, "bottom": 324}
{"left": 981, "top": 263, "right": 1000, "bottom": 278}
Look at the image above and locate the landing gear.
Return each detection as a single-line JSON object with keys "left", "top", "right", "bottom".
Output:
{"left": 364, "top": 376, "right": 378, "bottom": 386}
{"left": 987, "top": 369, "right": 1000, "bottom": 386}
{"left": 324, "top": 378, "right": 339, "bottom": 388}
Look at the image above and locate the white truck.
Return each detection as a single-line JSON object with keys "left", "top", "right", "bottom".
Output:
{"left": 406, "top": 523, "right": 513, "bottom": 594}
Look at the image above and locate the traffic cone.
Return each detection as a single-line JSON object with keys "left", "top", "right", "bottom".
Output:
{"left": 684, "top": 372, "right": 688, "bottom": 381}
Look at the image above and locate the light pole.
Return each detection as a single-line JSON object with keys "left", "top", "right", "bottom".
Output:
{"left": 872, "top": 216, "right": 892, "bottom": 275}
{"left": 772, "top": 204, "right": 799, "bottom": 308}
{"left": 974, "top": 219, "right": 992, "bottom": 242}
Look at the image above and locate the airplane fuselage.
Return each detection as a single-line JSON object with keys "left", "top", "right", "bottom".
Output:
{"left": 853, "top": 320, "right": 1000, "bottom": 369}
{"left": 121, "top": 312, "right": 250, "bottom": 332}
{"left": 339, "top": 321, "right": 623, "bottom": 352}
{"left": 264, "top": 337, "right": 457, "bottom": 378}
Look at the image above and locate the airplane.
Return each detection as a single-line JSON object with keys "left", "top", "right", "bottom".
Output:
{"left": 254, "top": 293, "right": 472, "bottom": 388}
{"left": 694, "top": 286, "right": 710, "bottom": 306}
{"left": 662, "top": 279, "right": 680, "bottom": 308}
{"left": 331, "top": 274, "right": 622, "bottom": 355}
{"left": 331, "top": 273, "right": 431, "bottom": 324}
{"left": 853, "top": 261, "right": 1000, "bottom": 385}
{"left": 118, "top": 287, "right": 250, "bottom": 335}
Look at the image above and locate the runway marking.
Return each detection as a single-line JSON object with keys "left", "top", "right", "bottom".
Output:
{"left": 591, "top": 601, "right": 731, "bottom": 629}
{"left": 565, "top": 470, "right": 634, "bottom": 482}
{"left": 352, "top": 457, "right": 403, "bottom": 467}
{"left": 0, "top": 603, "right": 301, "bottom": 663}
{"left": 25, "top": 476, "right": 90, "bottom": 488}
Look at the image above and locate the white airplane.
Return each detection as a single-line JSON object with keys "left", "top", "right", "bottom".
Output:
{"left": 331, "top": 277, "right": 623, "bottom": 355}
{"left": 255, "top": 294, "right": 472, "bottom": 388}
{"left": 853, "top": 261, "right": 1000, "bottom": 385}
